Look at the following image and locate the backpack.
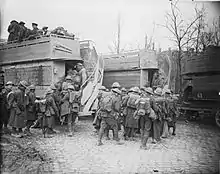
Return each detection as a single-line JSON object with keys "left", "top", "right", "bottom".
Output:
{"left": 127, "top": 93, "right": 140, "bottom": 109}
{"left": 136, "top": 97, "right": 151, "bottom": 116}
{"left": 99, "top": 93, "right": 113, "bottom": 113}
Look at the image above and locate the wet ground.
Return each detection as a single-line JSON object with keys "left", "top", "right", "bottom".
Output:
{"left": 1, "top": 117, "right": 220, "bottom": 174}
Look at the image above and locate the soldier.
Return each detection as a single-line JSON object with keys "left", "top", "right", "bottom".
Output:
{"left": 18, "top": 21, "right": 27, "bottom": 42}
{"left": 123, "top": 87, "right": 140, "bottom": 140}
{"left": 135, "top": 87, "right": 152, "bottom": 150}
{"left": 42, "top": 26, "right": 49, "bottom": 35}
{"left": 44, "top": 88, "right": 59, "bottom": 135}
{"left": 152, "top": 87, "right": 166, "bottom": 143}
{"left": 24, "top": 85, "right": 36, "bottom": 135}
{"left": 105, "top": 82, "right": 122, "bottom": 139}
{"left": 50, "top": 84, "right": 61, "bottom": 126}
{"left": 28, "top": 23, "right": 40, "bottom": 40}
{"left": 164, "top": 89, "right": 178, "bottom": 136}
{"left": 97, "top": 88, "right": 123, "bottom": 146}
{"left": 7, "top": 20, "right": 20, "bottom": 42}
{"left": 76, "top": 63, "right": 88, "bottom": 89}
{"left": 8, "top": 80, "right": 28, "bottom": 138}
{"left": 92, "top": 86, "right": 108, "bottom": 133}
{"left": 62, "top": 76, "right": 73, "bottom": 91}
{"left": 0, "top": 81, "right": 13, "bottom": 133}
{"left": 60, "top": 85, "right": 80, "bottom": 136}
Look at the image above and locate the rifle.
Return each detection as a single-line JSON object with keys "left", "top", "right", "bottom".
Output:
{"left": 92, "top": 109, "right": 100, "bottom": 126}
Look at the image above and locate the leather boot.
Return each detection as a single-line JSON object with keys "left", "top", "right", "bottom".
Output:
{"left": 68, "top": 124, "right": 73, "bottom": 137}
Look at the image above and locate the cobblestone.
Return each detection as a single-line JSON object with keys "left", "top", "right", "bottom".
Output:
{"left": 35, "top": 120, "right": 220, "bottom": 173}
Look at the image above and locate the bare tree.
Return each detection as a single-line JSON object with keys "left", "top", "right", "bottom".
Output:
{"left": 160, "top": 0, "right": 203, "bottom": 93}
{"left": 108, "top": 13, "right": 123, "bottom": 54}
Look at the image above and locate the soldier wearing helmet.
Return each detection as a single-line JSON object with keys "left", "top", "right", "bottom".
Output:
{"left": 122, "top": 86, "right": 140, "bottom": 140}
{"left": 62, "top": 75, "right": 72, "bottom": 91}
{"left": 93, "top": 86, "right": 110, "bottom": 134}
{"left": 111, "top": 82, "right": 121, "bottom": 89}
{"left": 24, "top": 84, "right": 36, "bottom": 136}
{"left": 97, "top": 87, "right": 123, "bottom": 146}
{"left": 43, "top": 87, "right": 59, "bottom": 136}
{"left": 76, "top": 63, "right": 88, "bottom": 89}
{"left": 60, "top": 84, "right": 81, "bottom": 137}
{"left": 8, "top": 80, "right": 28, "bottom": 138}
{"left": 163, "top": 88, "right": 177, "bottom": 136}
{"left": 150, "top": 87, "right": 166, "bottom": 143}
{"left": 0, "top": 81, "right": 14, "bottom": 132}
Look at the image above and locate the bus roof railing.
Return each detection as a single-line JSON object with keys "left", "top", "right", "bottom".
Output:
{"left": 0, "top": 34, "right": 80, "bottom": 46}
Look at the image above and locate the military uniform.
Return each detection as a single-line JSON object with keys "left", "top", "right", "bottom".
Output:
{"left": 24, "top": 85, "right": 36, "bottom": 135}
{"left": 7, "top": 20, "right": 20, "bottom": 42}
{"left": 0, "top": 84, "right": 12, "bottom": 131}
{"left": 43, "top": 89, "right": 59, "bottom": 135}
{"left": 123, "top": 87, "right": 140, "bottom": 140}
{"left": 60, "top": 85, "right": 80, "bottom": 136}
{"left": 8, "top": 81, "right": 28, "bottom": 136}
{"left": 166, "top": 95, "right": 177, "bottom": 135}
{"left": 97, "top": 88, "right": 122, "bottom": 146}
{"left": 152, "top": 88, "right": 166, "bottom": 142}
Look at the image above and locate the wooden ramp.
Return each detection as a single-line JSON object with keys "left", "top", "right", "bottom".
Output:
{"left": 79, "top": 41, "right": 104, "bottom": 116}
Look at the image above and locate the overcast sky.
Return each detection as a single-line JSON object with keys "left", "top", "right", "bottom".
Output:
{"left": 0, "top": 0, "right": 219, "bottom": 53}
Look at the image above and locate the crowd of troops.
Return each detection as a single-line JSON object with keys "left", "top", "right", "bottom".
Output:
{"left": 0, "top": 63, "right": 87, "bottom": 138}
{"left": 93, "top": 82, "right": 178, "bottom": 149}
{"left": 0, "top": 69, "right": 178, "bottom": 149}
{"left": 7, "top": 20, "right": 75, "bottom": 42}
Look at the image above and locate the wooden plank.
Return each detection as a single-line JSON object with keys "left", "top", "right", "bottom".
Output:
{"left": 104, "top": 56, "right": 139, "bottom": 71}
{"left": 103, "top": 70, "right": 140, "bottom": 89}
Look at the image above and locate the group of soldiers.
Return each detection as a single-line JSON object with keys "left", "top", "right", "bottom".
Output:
{"left": 7, "top": 20, "right": 75, "bottom": 42}
{"left": 0, "top": 63, "right": 87, "bottom": 138}
{"left": 93, "top": 82, "right": 178, "bottom": 149}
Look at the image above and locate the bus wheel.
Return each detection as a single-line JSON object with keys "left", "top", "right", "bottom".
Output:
{"left": 215, "top": 111, "right": 220, "bottom": 128}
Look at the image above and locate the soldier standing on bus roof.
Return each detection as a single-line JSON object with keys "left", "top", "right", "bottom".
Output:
{"left": 97, "top": 88, "right": 123, "bottom": 146}
{"left": 18, "top": 21, "right": 27, "bottom": 42}
{"left": 42, "top": 26, "right": 49, "bottom": 35}
{"left": 76, "top": 63, "right": 88, "bottom": 89}
{"left": 8, "top": 80, "right": 28, "bottom": 138}
{"left": 28, "top": 23, "right": 40, "bottom": 40}
{"left": 24, "top": 85, "right": 36, "bottom": 136}
{"left": 0, "top": 81, "right": 13, "bottom": 134}
{"left": 7, "top": 20, "right": 20, "bottom": 42}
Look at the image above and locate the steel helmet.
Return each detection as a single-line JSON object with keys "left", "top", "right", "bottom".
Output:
{"left": 165, "top": 88, "right": 171, "bottom": 94}
{"left": 154, "top": 87, "right": 163, "bottom": 96}
{"left": 67, "top": 84, "right": 75, "bottom": 90}
{"left": 121, "top": 87, "right": 127, "bottom": 92}
{"left": 145, "top": 87, "right": 154, "bottom": 95}
{"left": 19, "top": 80, "right": 28, "bottom": 88}
{"left": 112, "top": 88, "right": 121, "bottom": 95}
{"left": 132, "top": 86, "right": 140, "bottom": 94}
{"left": 50, "top": 84, "right": 57, "bottom": 90}
{"left": 46, "top": 89, "right": 53, "bottom": 94}
{"left": 29, "top": 84, "right": 36, "bottom": 90}
{"left": 6, "top": 81, "right": 13, "bottom": 86}
{"left": 65, "top": 75, "right": 72, "bottom": 80}
{"left": 99, "top": 86, "right": 107, "bottom": 91}
{"left": 111, "top": 82, "right": 121, "bottom": 88}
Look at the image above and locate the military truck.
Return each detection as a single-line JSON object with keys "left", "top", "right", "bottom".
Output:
{"left": 180, "top": 46, "right": 220, "bottom": 127}
{"left": 0, "top": 34, "right": 104, "bottom": 116}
